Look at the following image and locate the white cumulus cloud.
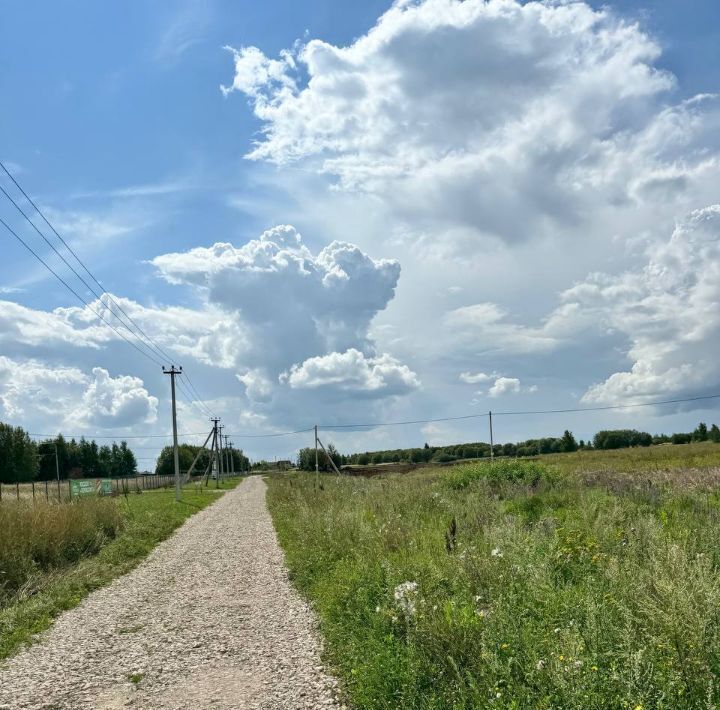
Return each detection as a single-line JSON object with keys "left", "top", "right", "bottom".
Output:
{"left": 282, "top": 349, "right": 420, "bottom": 394}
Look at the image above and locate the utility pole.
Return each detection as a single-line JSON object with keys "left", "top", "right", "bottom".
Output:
{"left": 218, "top": 424, "right": 225, "bottom": 485}
{"left": 489, "top": 410, "right": 494, "bottom": 462}
{"left": 314, "top": 425, "right": 319, "bottom": 474}
{"left": 55, "top": 443, "right": 61, "bottom": 500}
{"left": 223, "top": 434, "right": 232, "bottom": 476}
{"left": 163, "top": 366, "right": 183, "bottom": 501}
{"left": 210, "top": 418, "right": 221, "bottom": 489}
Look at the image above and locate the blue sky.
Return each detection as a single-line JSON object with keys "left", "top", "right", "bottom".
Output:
{"left": 1, "top": 0, "right": 720, "bottom": 465}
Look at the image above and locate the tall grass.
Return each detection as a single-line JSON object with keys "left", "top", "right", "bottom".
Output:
{"left": 267, "top": 456, "right": 720, "bottom": 708}
{"left": 0, "top": 498, "right": 122, "bottom": 604}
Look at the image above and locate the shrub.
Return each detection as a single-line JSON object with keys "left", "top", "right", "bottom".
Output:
{"left": 446, "top": 459, "right": 549, "bottom": 490}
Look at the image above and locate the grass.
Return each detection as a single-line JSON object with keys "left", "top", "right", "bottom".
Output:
{"left": 0, "top": 478, "right": 240, "bottom": 660}
{"left": 266, "top": 444, "right": 720, "bottom": 708}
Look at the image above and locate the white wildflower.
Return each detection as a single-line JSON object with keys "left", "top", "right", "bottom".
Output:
{"left": 393, "top": 581, "right": 419, "bottom": 617}
{"left": 536, "top": 659, "right": 546, "bottom": 670}
{"left": 491, "top": 548, "right": 503, "bottom": 558}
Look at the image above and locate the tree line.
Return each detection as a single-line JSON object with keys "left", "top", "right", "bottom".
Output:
{"left": 0, "top": 422, "right": 138, "bottom": 484}
{"left": 295, "top": 422, "right": 720, "bottom": 470}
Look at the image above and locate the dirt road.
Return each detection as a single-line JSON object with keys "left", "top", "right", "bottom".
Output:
{"left": 0, "top": 477, "right": 339, "bottom": 709}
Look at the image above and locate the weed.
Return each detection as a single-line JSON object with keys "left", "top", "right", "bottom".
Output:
{"left": 267, "top": 450, "right": 720, "bottom": 708}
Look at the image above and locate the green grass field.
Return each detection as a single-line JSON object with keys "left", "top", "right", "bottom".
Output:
{"left": 0, "top": 479, "right": 239, "bottom": 660}
{"left": 267, "top": 443, "right": 720, "bottom": 709}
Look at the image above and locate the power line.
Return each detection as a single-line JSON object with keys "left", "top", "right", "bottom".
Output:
{"left": 181, "top": 372, "right": 216, "bottom": 417}
{"left": 0, "top": 183, "right": 167, "bottom": 366}
{"left": 27, "top": 431, "right": 208, "bottom": 439}
{"left": 318, "top": 392, "right": 720, "bottom": 429}
{"left": 225, "top": 427, "right": 315, "bottom": 439}
{"left": 0, "top": 216, "right": 165, "bottom": 367}
{"left": 492, "top": 393, "right": 720, "bottom": 416}
{"left": 0, "top": 162, "right": 218, "bottom": 419}
{"left": 0, "top": 161, "right": 175, "bottom": 365}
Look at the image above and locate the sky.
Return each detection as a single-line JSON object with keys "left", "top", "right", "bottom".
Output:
{"left": 1, "top": 0, "right": 720, "bottom": 468}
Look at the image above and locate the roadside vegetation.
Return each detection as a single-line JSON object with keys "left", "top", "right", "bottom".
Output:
{"left": 0, "top": 480, "right": 239, "bottom": 659}
{"left": 267, "top": 444, "right": 720, "bottom": 708}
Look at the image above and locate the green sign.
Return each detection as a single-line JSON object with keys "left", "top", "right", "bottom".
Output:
{"left": 70, "top": 479, "right": 113, "bottom": 497}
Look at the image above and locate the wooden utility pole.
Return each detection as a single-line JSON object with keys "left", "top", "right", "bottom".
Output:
{"left": 218, "top": 424, "right": 225, "bottom": 485}
{"left": 210, "top": 418, "right": 221, "bottom": 489}
{"left": 223, "top": 434, "right": 232, "bottom": 476}
{"left": 489, "top": 410, "right": 494, "bottom": 462}
{"left": 314, "top": 425, "right": 319, "bottom": 474}
{"left": 163, "top": 366, "right": 183, "bottom": 501}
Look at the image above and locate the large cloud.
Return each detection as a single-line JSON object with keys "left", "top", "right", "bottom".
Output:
{"left": 574, "top": 206, "right": 720, "bottom": 404}
{"left": 152, "top": 225, "right": 416, "bottom": 421}
{"left": 222, "top": 0, "right": 720, "bottom": 246}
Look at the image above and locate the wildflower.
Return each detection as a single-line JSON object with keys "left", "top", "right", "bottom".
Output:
{"left": 536, "top": 659, "right": 546, "bottom": 670}
{"left": 559, "top": 655, "right": 565, "bottom": 661}
{"left": 375, "top": 606, "right": 381, "bottom": 613}
{"left": 393, "top": 581, "right": 418, "bottom": 617}
{"left": 491, "top": 548, "right": 503, "bottom": 558}
{"left": 574, "top": 660, "right": 583, "bottom": 668}
{"left": 553, "top": 627, "right": 561, "bottom": 634}
{"left": 500, "top": 643, "right": 509, "bottom": 650}
{"left": 591, "top": 666, "right": 598, "bottom": 672}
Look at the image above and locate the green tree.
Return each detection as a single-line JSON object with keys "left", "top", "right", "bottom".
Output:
{"left": 710, "top": 424, "right": 720, "bottom": 443}
{"left": 560, "top": 430, "right": 578, "bottom": 452}
{"left": 693, "top": 422, "right": 709, "bottom": 442}
{"left": 0, "top": 422, "right": 39, "bottom": 483}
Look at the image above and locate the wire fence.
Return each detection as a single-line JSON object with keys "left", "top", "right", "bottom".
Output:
{"left": 0, "top": 473, "right": 178, "bottom": 504}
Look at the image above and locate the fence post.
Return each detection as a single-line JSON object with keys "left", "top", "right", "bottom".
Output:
{"left": 45, "top": 479, "right": 49, "bottom": 502}
{"left": 16, "top": 482, "right": 20, "bottom": 500}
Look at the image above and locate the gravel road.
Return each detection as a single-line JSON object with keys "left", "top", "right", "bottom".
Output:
{"left": 0, "top": 477, "right": 341, "bottom": 709}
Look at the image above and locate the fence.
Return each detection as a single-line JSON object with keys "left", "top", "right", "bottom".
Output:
{"left": 0, "top": 474, "right": 179, "bottom": 503}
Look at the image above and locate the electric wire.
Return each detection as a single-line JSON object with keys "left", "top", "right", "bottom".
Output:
{"left": 0, "top": 216, "right": 165, "bottom": 367}
{"left": 0, "top": 161, "right": 176, "bottom": 365}
{"left": 0, "top": 183, "right": 168, "bottom": 366}
{"left": 317, "top": 393, "right": 720, "bottom": 429}
{"left": 0, "top": 161, "right": 218, "bottom": 418}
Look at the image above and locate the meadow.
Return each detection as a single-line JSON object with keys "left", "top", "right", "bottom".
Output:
{"left": 267, "top": 443, "right": 720, "bottom": 709}
{"left": 0, "top": 479, "right": 239, "bottom": 659}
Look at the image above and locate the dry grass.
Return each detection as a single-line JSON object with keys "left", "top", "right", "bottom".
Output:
{"left": 0, "top": 498, "right": 123, "bottom": 605}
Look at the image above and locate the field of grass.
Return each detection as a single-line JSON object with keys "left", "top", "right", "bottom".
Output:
{"left": 267, "top": 444, "right": 720, "bottom": 709}
{"left": 0, "top": 479, "right": 240, "bottom": 659}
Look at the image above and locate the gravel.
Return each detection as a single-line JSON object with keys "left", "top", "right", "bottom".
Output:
{"left": 0, "top": 477, "right": 341, "bottom": 709}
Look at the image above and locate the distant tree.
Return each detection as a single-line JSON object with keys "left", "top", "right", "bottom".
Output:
{"left": 594, "top": 430, "right": 652, "bottom": 450}
{"left": 671, "top": 432, "right": 692, "bottom": 445}
{"left": 560, "top": 430, "right": 578, "bottom": 452}
{"left": 118, "top": 442, "right": 137, "bottom": 476}
{"left": 693, "top": 422, "right": 709, "bottom": 442}
{"left": 357, "top": 453, "right": 370, "bottom": 465}
{"left": 710, "top": 424, "right": 720, "bottom": 443}
{"left": 0, "top": 422, "right": 38, "bottom": 483}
